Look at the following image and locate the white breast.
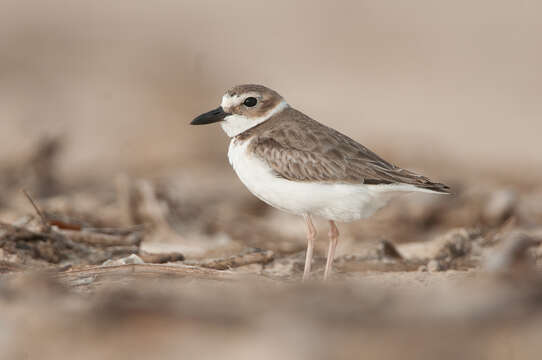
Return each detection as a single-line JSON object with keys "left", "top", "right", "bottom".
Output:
{"left": 227, "top": 139, "right": 423, "bottom": 222}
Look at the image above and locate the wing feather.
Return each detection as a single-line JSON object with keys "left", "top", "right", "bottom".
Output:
{"left": 246, "top": 108, "right": 450, "bottom": 193}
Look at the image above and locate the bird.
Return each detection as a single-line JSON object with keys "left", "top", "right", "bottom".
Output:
{"left": 191, "top": 84, "right": 450, "bottom": 280}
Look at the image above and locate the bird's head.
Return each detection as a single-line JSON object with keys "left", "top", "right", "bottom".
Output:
{"left": 191, "top": 84, "right": 288, "bottom": 137}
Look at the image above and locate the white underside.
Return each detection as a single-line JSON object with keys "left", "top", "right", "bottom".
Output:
{"left": 228, "top": 140, "right": 441, "bottom": 222}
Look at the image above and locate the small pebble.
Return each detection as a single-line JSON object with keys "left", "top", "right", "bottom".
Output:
{"left": 101, "top": 254, "right": 145, "bottom": 267}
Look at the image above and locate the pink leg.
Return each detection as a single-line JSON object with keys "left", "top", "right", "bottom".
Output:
{"left": 302, "top": 214, "right": 317, "bottom": 281}
{"left": 324, "top": 220, "right": 339, "bottom": 280}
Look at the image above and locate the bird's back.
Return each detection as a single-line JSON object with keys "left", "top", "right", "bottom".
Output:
{"left": 239, "top": 107, "right": 450, "bottom": 194}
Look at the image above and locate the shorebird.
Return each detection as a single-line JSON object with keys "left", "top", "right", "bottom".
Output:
{"left": 191, "top": 84, "right": 450, "bottom": 280}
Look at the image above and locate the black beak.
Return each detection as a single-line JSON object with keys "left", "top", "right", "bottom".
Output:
{"left": 191, "top": 106, "right": 230, "bottom": 125}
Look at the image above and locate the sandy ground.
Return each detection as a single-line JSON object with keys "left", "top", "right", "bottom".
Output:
{"left": 1, "top": 141, "right": 542, "bottom": 359}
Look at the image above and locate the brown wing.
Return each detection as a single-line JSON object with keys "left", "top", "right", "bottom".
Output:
{"left": 247, "top": 108, "right": 450, "bottom": 193}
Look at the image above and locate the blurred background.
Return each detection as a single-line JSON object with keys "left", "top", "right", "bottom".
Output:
{"left": 2, "top": 1, "right": 542, "bottom": 360}
{"left": 2, "top": 0, "right": 541, "bottom": 181}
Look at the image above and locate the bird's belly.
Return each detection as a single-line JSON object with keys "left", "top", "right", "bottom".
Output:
{"left": 227, "top": 140, "right": 399, "bottom": 222}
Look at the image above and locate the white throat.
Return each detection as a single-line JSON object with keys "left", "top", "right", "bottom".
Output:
{"left": 220, "top": 100, "right": 288, "bottom": 137}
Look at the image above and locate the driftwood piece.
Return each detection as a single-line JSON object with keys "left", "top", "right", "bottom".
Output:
{"left": 138, "top": 250, "right": 185, "bottom": 263}
{"left": 186, "top": 248, "right": 275, "bottom": 270}
{"left": 48, "top": 219, "right": 82, "bottom": 231}
{"left": 54, "top": 228, "right": 143, "bottom": 247}
{"left": 56, "top": 263, "right": 240, "bottom": 288}
{"left": 81, "top": 225, "right": 146, "bottom": 236}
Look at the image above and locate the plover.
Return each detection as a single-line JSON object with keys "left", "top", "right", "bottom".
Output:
{"left": 191, "top": 84, "right": 450, "bottom": 280}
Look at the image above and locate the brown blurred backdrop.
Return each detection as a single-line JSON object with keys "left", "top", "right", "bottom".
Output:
{"left": 1, "top": 0, "right": 541, "bottom": 182}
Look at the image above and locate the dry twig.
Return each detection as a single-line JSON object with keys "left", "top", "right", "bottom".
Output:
{"left": 138, "top": 250, "right": 185, "bottom": 263}
{"left": 22, "top": 189, "right": 50, "bottom": 231}
{"left": 186, "top": 248, "right": 274, "bottom": 270}
{"left": 55, "top": 229, "right": 143, "bottom": 247}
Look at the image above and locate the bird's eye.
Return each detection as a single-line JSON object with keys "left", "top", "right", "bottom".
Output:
{"left": 243, "top": 97, "right": 257, "bottom": 107}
